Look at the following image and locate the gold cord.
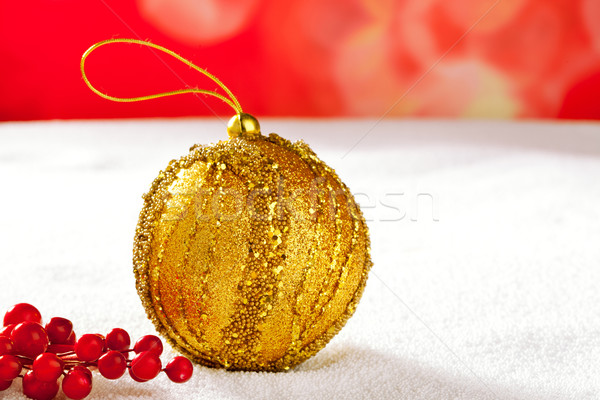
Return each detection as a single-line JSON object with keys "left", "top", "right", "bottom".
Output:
{"left": 80, "top": 38, "right": 243, "bottom": 114}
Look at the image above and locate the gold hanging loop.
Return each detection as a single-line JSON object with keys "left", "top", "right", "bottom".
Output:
{"left": 80, "top": 38, "right": 243, "bottom": 114}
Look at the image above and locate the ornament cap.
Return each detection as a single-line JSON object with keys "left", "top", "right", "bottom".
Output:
{"left": 227, "top": 113, "right": 261, "bottom": 138}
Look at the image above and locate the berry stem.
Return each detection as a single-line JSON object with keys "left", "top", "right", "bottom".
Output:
{"left": 60, "top": 354, "right": 81, "bottom": 362}
{"left": 16, "top": 355, "right": 33, "bottom": 363}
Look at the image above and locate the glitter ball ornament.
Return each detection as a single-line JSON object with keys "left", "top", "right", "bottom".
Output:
{"left": 82, "top": 39, "right": 372, "bottom": 372}
{"left": 133, "top": 114, "right": 372, "bottom": 371}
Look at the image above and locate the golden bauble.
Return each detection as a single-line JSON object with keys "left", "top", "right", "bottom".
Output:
{"left": 133, "top": 121, "right": 372, "bottom": 371}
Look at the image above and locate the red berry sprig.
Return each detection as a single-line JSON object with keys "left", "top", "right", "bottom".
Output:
{"left": 0, "top": 303, "right": 194, "bottom": 400}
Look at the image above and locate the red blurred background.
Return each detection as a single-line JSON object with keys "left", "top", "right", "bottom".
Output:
{"left": 1, "top": 0, "right": 599, "bottom": 121}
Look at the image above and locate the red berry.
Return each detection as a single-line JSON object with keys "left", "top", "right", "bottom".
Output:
{"left": 62, "top": 368, "right": 92, "bottom": 400}
{"left": 130, "top": 351, "right": 162, "bottom": 381}
{"left": 0, "top": 354, "right": 21, "bottom": 380}
{"left": 97, "top": 334, "right": 107, "bottom": 352}
{"left": 45, "top": 317, "right": 73, "bottom": 344}
{"left": 164, "top": 356, "right": 193, "bottom": 383}
{"left": 3, "top": 303, "right": 42, "bottom": 326}
{"left": 71, "top": 365, "right": 92, "bottom": 380}
{"left": 10, "top": 321, "right": 49, "bottom": 359}
{"left": 106, "top": 328, "right": 130, "bottom": 351}
{"left": 134, "top": 335, "right": 163, "bottom": 356}
{"left": 0, "top": 379, "right": 12, "bottom": 391}
{"left": 47, "top": 343, "right": 75, "bottom": 354}
{"left": 128, "top": 366, "right": 148, "bottom": 382}
{"left": 33, "top": 352, "right": 65, "bottom": 382}
{"left": 75, "top": 334, "right": 105, "bottom": 362}
{"left": 98, "top": 350, "right": 127, "bottom": 379}
{"left": 23, "top": 370, "right": 59, "bottom": 400}
{"left": 65, "top": 330, "right": 77, "bottom": 345}
{"left": 0, "top": 324, "right": 16, "bottom": 338}
{"left": 0, "top": 336, "right": 14, "bottom": 355}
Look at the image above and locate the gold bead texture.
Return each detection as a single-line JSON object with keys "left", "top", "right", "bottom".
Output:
{"left": 133, "top": 128, "right": 372, "bottom": 371}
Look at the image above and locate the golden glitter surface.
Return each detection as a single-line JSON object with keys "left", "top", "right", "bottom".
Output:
{"left": 133, "top": 127, "right": 372, "bottom": 371}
